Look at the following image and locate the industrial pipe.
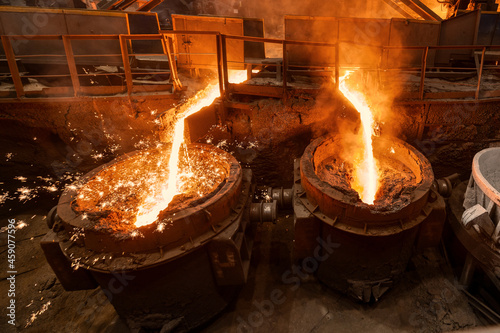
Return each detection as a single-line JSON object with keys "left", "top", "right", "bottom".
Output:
{"left": 250, "top": 200, "right": 277, "bottom": 223}
{"left": 433, "top": 173, "right": 460, "bottom": 197}
{"left": 269, "top": 187, "right": 293, "bottom": 209}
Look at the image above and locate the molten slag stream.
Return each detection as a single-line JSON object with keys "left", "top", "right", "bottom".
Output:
{"left": 338, "top": 71, "right": 379, "bottom": 204}
{"left": 135, "top": 71, "right": 248, "bottom": 227}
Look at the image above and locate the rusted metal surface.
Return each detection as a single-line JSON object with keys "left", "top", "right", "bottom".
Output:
{"left": 184, "top": 103, "right": 219, "bottom": 143}
{"left": 0, "top": 6, "right": 159, "bottom": 65}
{"left": 162, "top": 35, "right": 182, "bottom": 91}
{"left": 476, "top": 47, "right": 486, "bottom": 100}
{"left": 138, "top": 0, "right": 165, "bottom": 11}
{"left": 207, "top": 171, "right": 254, "bottom": 286}
{"left": 107, "top": 0, "right": 137, "bottom": 10}
{"left": 171, "top": 15, "right": 264, "bottom": 70}
{"left": 293, "top": 159, "right": 323, "bottom": 260}
{"left": 385, "top": 19, "right": 440, "bottom": 68}
{"left": 448, "top": 182, "right": 500, "bottom": 288}
{"left": 437, "top": 10, "right": 481, "bottom": 65}
{"left": 119, "top": 35, "right": 133, "bottom": 95}
{"left": 419, "top": 47, "right": 429, "bottom": 100}
{"left": 172, "top": 14, "right": 245, "bottom": 69}
{"left": 93, "top": 246, "right": 240, "bottom": 331}
{"left": 40, "top": 229, "right": 98, "bottom": 291}
{"left": 284, "top": 16, "right": 338, "bottom": 67}
{"left": 62, "top": 36, "right": 80, "bottom": 97}
{"left": 285, "top": 15, "right": 440, "bottom": 68}
{"left": 318, "top": 220, "right": 419, "bottom": 302}
{"left": 415, "top": 189, "right": 446, "bottom": 250}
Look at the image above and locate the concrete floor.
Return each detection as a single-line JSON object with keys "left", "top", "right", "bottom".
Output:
{"left": 0, "top": 202, "right": 490, "bottom": 333}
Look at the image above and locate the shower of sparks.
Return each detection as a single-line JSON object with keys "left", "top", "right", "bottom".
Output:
{"left": 0, "top": 171, "right": 84, "bottom": 215}
{"left": 0, "top": 192, "right": 9, "bottom": 204}
{"left": 134, "top": 70, "right": 248, "bottom": 228}
{"left": 73, "top": 137, "right": 232, "bottom": 232}
{"left": 2, "top": 71, "right": 250, "bottom": 236}
{"left": 18, "top": 187, "right": 35, "bottom": 201}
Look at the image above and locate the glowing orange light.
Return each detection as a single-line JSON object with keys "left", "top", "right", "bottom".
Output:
{"left": 338, "top": 70, "right": 379, "bottom": 204}
{"left": 135, "top": 71, "right": 248, "bottom": 227}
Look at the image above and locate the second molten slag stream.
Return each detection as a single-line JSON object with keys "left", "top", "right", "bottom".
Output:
{"left": 338, "top": 71, "right": 379, "bottom": 204}
{"left": 134, "top": 71, "right": 248, "bottom": 228}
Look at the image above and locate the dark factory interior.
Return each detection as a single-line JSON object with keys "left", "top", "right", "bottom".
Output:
{"left": 1, "top": 0, "right": 500, "bottom": 332}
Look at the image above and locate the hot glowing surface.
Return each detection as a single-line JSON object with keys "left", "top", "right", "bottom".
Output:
{"left": 338, "top": 71, "right": 379, "bottom": 204}
{"left": 73, "top": 145, "right": 230, "bottom": 233}
{"left": 134, "top": 70, "right": 248, "bottom": 227}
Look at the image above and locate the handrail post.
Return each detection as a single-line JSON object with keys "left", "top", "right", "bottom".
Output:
{"left": 162, "top": 34, "right": 182, "bottom": 92}
{"left": 282, "top": 40, "right": 287, "bottom": 101}
{"left": 1, "top": 36, "right": 24, "bottom": 98}
{"left": 221, "top": 34, "right": 229, "bottom": 100}
{"left": 419, "top": 46, "right": 428, "bottom": 100}
{"left": 476, "top": 47, "right": 486, "bottom": 100}
{"left": 216, "top": 34, "right": 224, "bottom": 99}
{"left": 119, "top": 35, "right": 133, "bottom": 95}
{"left": 335, "top": 43, "right": 340, "bottom": 90}
{"left": 62, "top": 36, "right": 80, "bottom": 97}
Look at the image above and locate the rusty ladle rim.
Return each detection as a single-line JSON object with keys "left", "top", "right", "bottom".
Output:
{"left": 55, "top": 143, "right": 243, "bottom": 272}
{"left": 299, "top": 135, "right": 435, "bottom": 235}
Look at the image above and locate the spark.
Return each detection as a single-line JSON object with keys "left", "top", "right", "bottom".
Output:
{"left": 17, "top": 187, "right": 35, "bottom": 201}
{"left": 156, "top": 223, "right": 165, "bottom": 232}
{"left": 134, "top": 70, "right": 248, "bottom": 228}
{"left": 0, "top": 192, "right": 9, "bottom": 204}
{"left": 44, "top": 185, "right": 58, "bottom": 192}
{"left": 25, "top": 301, "right": 51, "bottom": 328}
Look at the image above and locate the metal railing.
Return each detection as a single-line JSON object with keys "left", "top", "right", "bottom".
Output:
{"left": 212, "top": 33, "right": 500, "bottom": 102}
{"left": 1, "top": 31, "right": 499, "bottom": 102}
{"left": 0, "top": 33, "right": 181, "bottom": 99}
{"left": 379, "top": 44, "right": 500, "bottom": 100}
{"left": 220, "top": 34, "right": 338, "bottom": 101}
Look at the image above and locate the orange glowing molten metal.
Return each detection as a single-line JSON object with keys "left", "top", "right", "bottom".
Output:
{"left": 338, "top": 71, "right": 379, "bottom": 204}
{"left": 135, "top": 71, "right": 248, "bottom": 227}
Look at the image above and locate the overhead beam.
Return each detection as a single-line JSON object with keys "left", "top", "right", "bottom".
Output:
{"left": 107, "top": 0, "right": 138, "bottom": 10}
{"left": 399, "top": 0, "right": 443, "bottom": 21}
{"left": 381, "top": 0, "right": 416, "bottom": 19}
{"left": 137, "top": 0, "right": 165, "bottom": 11}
